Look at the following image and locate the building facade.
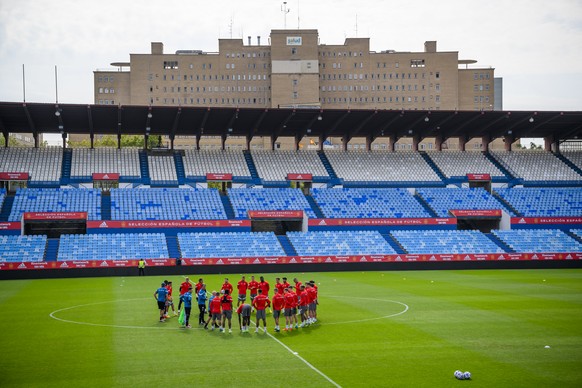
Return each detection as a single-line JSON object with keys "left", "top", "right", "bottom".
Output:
{"left": 94, "top": 29, "right": 501, "bottom": 150}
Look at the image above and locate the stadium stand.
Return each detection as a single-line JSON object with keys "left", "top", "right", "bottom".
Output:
{"left": 561, "top": 151, "right": 582, "bottom": 171}
{"left": 490, "top": 151, "right": 582, "bottom": 182}
{"left": 251, "top": 150, "right": 329, "bottom": 181}
{"left": 494, "top": 187, "right": 582, "bottom": 217}
{"left": 426, "top": 151, "right": 506, "bottom": 179}
{"left": 310, "top": 188, "right": 430, "bottom": 218}
{"left": 9, "top": 188, "right": 102, "bottom": 221}
{"left": 182, "top": 149, "right": 251, "bottom": 178}
{"left": 570, "top": 229, "right": 582, "bottom": 241}
{"left": 148, "top": 155, "right": 178, "bottom": 185}
{"left": 110, "top": 188, "right": 227, "bottom": 220}
{"left": 391, "top": 230, "right": 505, "bottom": 254}
{"left": 70, "top": 148, "right": 141, "bottom": 179}
{"left": 416, "top": 187, "right": 512, "bottom": 217}
{"left": 0, "top": 188, "right": 5, "bottom": 209}
{"left": 228, "top": 188, "right": 317, "bottom": 218}
{"left": 0, "top": 147, "right": 62, "bottom": 183}
{"left": 0, "top": 235, "right": 47, "bottom": 262}
{"left": 324, "top": 150, "right": 441, "bottom": 183}
{"left": 177, "top": 231, "right": 286, "bottom": 258}
{"left": 288, "top": 230, "right": 397, "bottom": 256}
{"left": 491, "top": 229, "right": 582, "bottom": 253}
{"left": 57, "top": 233, "right": 169, "bottom": 261}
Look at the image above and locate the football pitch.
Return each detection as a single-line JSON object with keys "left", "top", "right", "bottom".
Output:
{"left": 1, "top": 269, "right": 581, "bottom": 387}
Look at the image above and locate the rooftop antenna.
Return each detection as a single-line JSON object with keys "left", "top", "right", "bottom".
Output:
{"left": 281, "top": 2, "right": 290, "bottom": 29}
{"left": 297, "top": 0, "right": 300, "bottom": 29}
{"left": 228, "top": 16, "right": 234, "bottom": 38}
{"left": 22, "top": 64, "right": 26, "bottom": 102}
{"left": 54, "top": 65, "right": 59, "bottom": 103}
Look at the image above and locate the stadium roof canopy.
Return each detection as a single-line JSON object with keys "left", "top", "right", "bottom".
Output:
{"left": 1, "top": 101, "right": 582, "bottom": 143}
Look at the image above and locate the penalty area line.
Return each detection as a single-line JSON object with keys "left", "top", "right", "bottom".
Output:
{"left": 252, "top": 319, "right": 341, "bottom": 388}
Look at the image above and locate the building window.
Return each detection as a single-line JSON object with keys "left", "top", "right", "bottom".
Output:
{"left": 410, "top": 59, "right": 425, "bottom": 67}
{"left": 435, "top": 72, "right": 440, "bottom": 79}
{"left": 293, "top": 91, "right": 298, "bottom": 99}
{"left": 291, "top": 48, "right": 297, "bottom": 55}
{"left": 163, "top": 61, "right": 178, "bottom": 69}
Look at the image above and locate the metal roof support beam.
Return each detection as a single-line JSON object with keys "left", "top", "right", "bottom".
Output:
{"left": 86, "top": 106, "right": 94, "bottom": 148}
{"left": 248, "top": 108, "right": 268, "bottom": 141}
{"left": 351, "top": 111, "right": 377, "bottom": 139}
{"left": 170, "top": 108, "right": 182, "bottom": 150}
{"left": 330, "top": 111, "right": 351, "bottom": 146}
{"left": 198, "top": 108, "right": 211, "bottom": 144}
{"left": 117, "top": 106, "right": 123, "bottom": 149}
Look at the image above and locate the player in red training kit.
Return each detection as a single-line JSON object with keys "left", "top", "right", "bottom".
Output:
{"left": 178, "top": 277, "right": 193, "bottom": 312}
{"left": 195, "top": 278, "right": 204, "bottom": 295}
{"left": 220, "top": 290, "right": 234, "bottom": 333}
{"left": 252, "top": 289, "right": 271, "bottom": 333}
{"left": 293, "top": 277, "right": 302, "bottom": 296}
{"left": 298, "top": 285, "right": 310, "bottom": 327}
{"left": 221, "top": 278, "right": 233, "bottom": 297}
{"left": 281, "top": 277, "right": 291, "bottom": 291}
{"left": 237, "top": 276, "right": 249, "bottom": 307}
{"left": 306, "top": 282, "right": 318, "bottom": 324}
{"left": 258, "top": 276, "right": 270, "bottom": 296}
{"left": 271, "top": 289, "right": 285, "bottom": 332}
{"left": 165, "top": 281, "right": 177, "bottom": 317}
{"left": 275, "top": 277, "right": 286, "bottom": 295}
{"left": 248, "top": 276, "right": 259, "bottom": 305}
{"left": 283, "top": 287, "right": 298, "bottom": 331}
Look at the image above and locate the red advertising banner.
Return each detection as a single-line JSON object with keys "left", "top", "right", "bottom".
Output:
{"left": 23, "top": 212, "right": 88, "bottom": 221}
{"left": 0, "top": 258, "right": 174, "bottom": 271}
{"left": 86, "top": 219, "right": 251, "bottom": 229}
{"left": 0, "top": 172, "right": 29, "bottom": 180}
{"left": 308, "top": 218, "right": 456, "bottom": 226}
{"left": 467, "top": 173, "right": 491, "bottom": 181}
{"left": 248, "top": 210, "right": 304, "bottom": 219}
{"left": 287, "top": 173, "right": 313, "bottom": 181}
{"left": 2, "top": 253, "right": 581, "bottom": 270}
{"left": 0, "top": 222, "right": 21, "bottom": 230}
{"left": 511, "top": 217, "right": 582, "bottom": 225}
{"left": 92, "top": 173, "right": 120, "bottom": 181}
{"left": 450, "top": 209, "right": 502, "bottom": 217}
{"left": 206, "top": 173, "right": 233, "bottom": 181}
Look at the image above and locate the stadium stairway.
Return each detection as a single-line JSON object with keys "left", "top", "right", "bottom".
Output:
{"left": 138, "top": 150, "right": 151, "bottom": 185}
{"left": 166, "top": 236, "right": 181, "bottom": 259}
{"left": 45, "top": 238, "right": 60, "bottom": 262}
{"left": 305, "top": 194, "right": 325, "bottom": 218}
{"left": 219, "top": 192, "right": 236, "bottom": 219}
{"left": 491, "top": 192, "right": 523, "bottom": 217}
{"left": 420, "top": 152, "right": 447, "bottom": 182}
{"left": 317, "top": 151, "right": 340, "bottom": 185}
{"left": 0, "top": 195, "right": 14, "bottom": 221}
{"left": 412, "top": 193, "right": 439, "bottom": 218}
{"left": 564, "top": 230, "right": 582, "bottom": 244}
{"left": 484, "top": 152, "right": 516, "bottom": 182}
{"left": 61, "top": 148, "right": 72, "bottom": 184}
{"left": 277, "top": 235, "right": 297, "bottom": 256}
{"left": 553, "top": 152, "right": 582, "bottom": 177}
{"left": 243, "top": 150, "right": 260, "bottom": 182}
{"left": 101, "top": 193, "right": 111, "bottom": 220}
{"left": 174, "top": 151, "right": 186, "bottom": 185}
{"left": 485, "top": 233, "right": 514, "bottom": 253}
{"left": 381, "top": 233, "right": 407, "bottom": 254}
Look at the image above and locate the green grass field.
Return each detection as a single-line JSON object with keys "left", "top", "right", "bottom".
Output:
{"left": 1, "top": 269, "right": 581, "bottom": 387}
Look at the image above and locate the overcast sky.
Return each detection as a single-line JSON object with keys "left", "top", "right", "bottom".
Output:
{"left": 1, "top": 0, "right": 581, "bottom": 112}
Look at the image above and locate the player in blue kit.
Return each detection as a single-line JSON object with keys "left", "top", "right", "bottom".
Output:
{"left": 154, "top": 283, "right": 168, "bottom": 322}
{"left": 180, "top": 286, "right": 194, "bottom": 328}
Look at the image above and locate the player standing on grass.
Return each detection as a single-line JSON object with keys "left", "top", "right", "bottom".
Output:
{"left": 165, "top": 281, "right": 177, "bottom": 317}
{"left": 195, "top": 278, "right": 204, "bottom": 295}
{"left": 220, "top": 290, "right": 234, "bottom": 333}
{"left": 281, "top": 277, "right": 291, "bottom": 292}
{"left": 309, "top": 280, "right": 319, "bottom": 321}
{"left": 154, "top": 282, "right": 168, "bottom": 322}
{"left": 248, "top": 275, "right": 259, "bottom": 305}
{"left": 252, "top": 288, "right": 271, "bottom": 333}
{"left": 306, "top": 282, "right": 318, "bottom": 324}
{"left": 178, "top": 277, "right": 193, "bottom": 312}
{"left": 236, "top": 303, "right": 252, "bottom": 332}
{"left": 275, "top": 277, "right": 285, "bottom": 295}
{"left": 179, "top": 286, "right": 193, "bottom": 328}
{"left": 272, "top": 288, "right": 285, "bottom": 332}
{"left": 197, "top": 283, "right": 208, "bottom": 325}
{"left": 293, "top": 277, "right": 302, "bottom": 296}
{"left": 204, "top": 291, "right": 221, "bottom": 330}
{"left": 298, "top": 285, "right": 310, "bottom": 327}
{"left": 221, "top": 278, "right": 234, "bottom": 297}
{"left": 258, "top": 276, "right": 270, "bottom": 297}
{"left": 283, "top": 287, "right": 297, "bottom": 331}
{"left": 237, "top": 276, "right": 249, "bottom": 307}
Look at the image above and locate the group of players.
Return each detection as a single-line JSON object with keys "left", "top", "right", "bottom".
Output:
{"left": 153, "top": 275, "right": 319, "bottom": 333}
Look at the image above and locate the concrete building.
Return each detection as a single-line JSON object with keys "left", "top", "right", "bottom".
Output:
{"left": 93, "top": 29, "right": 501, "bottom": 150}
